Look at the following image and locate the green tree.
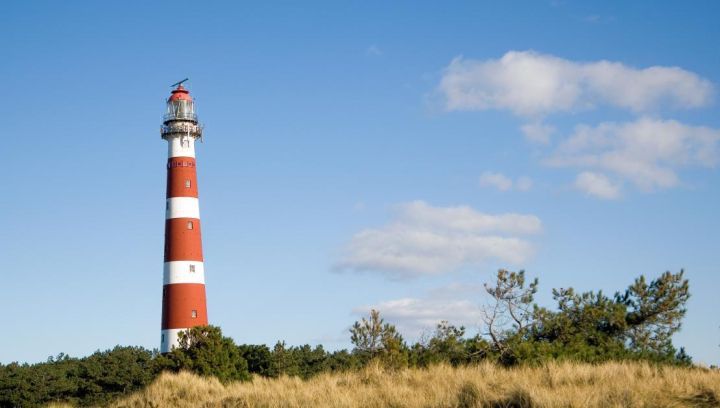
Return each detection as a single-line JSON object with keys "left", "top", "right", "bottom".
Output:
{"left": 77, "top": 346, "right": 157, "bottom": 405}
{"left": 528, "top": 288, "right": 629, "bottom": 363}
{"left": 479, "top": 269, "right": 691, "bottom": 365}
{"left": 618, "top": 270, "right": 690, "bottom": 357}
{"left": 161, "top": 325, "right": 250, "bottom": 383}
{"left": 411, "top": 321, "right": 469, "bottom": 367}
{"left": 482, "top": 269, "right": 538, "bottom": 361}
{"left": 350, "top": 309, "right": 408, "bottom": 368}
{"left": 429, "top": 322, "right": 468, "bottom": 366}
{"left": 325, "top": 349, "right": 361, "bottom": 372}
{"left": 267, "top": 341, "right": 300, "bottom": 377}
{"left": 0, "top": 347, "right": 158, "bottom": 407}
{"left": 237, "top": 344, "right": 272, "bottom": 377}
{"left": 263, "top": 342, "right": 332, "bottom": 379}
{"left": 293, "top": 344, "right": 329, "bottom": 379}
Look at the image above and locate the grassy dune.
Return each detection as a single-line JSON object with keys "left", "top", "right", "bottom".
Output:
{"left": 51, "top": 361, "right": 717, "bottom": 408}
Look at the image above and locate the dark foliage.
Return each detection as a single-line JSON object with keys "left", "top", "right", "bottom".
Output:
{"left": 237, "top": 344, "right": 272, "bottom": 377}
{"left": 158, "top": 325, "right": 250, "bottom": 383}
{"left": 0, "top": 346, "right": 159, "bottom": 407}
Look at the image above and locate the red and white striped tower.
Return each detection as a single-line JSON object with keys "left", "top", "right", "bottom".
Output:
{"left": 159, "top": 81, "right": 208, "bottom": 352}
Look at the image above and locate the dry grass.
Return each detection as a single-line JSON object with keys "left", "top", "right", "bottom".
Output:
{"left": 74, "top": 362, "right": 720, "bottom": 407}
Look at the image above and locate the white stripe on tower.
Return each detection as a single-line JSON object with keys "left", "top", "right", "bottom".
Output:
{"left": 160, "top": 329, "right": 185, "bottom": 353}
{"left": 168, "top": 135, "right": 196, "bottom": 158}
{"left": 164, "top": 261, "right": 206, "bottom": 284}
{"left": 166, "top": 197, "right": 200, "bottom": 219}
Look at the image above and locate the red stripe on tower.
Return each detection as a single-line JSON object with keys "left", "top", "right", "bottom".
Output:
{"left": 159, "top": 82, "right": 208, "bottom": 352}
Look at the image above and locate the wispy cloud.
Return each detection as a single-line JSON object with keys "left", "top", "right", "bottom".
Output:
{"left": 580, "top": 14, "right": 616, "bottom": 24}
{"left": 521, "top": 122, "right": 555, "bottom": 144}
{"left": 574, "top": 171, "right": 621, "bottom": 200}
{"left": 335, "top": 201, "right": 540, "bottom": 279}
{"left": 352, "top": 283, "right": 485, "bottom": 337}
{"left": 478, "top": 172, "right": 512, "bottom": 191}
{"left": 479, "top": 172, "right": 533, "bottom": 191}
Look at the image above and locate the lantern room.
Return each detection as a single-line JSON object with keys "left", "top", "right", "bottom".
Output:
{"left": 164, "top": 84, "right": 197, "bottom": 122}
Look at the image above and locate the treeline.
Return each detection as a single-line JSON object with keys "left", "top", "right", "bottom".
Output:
{"left": 0, "top": 270, "right": 692, "bottom": 407}
{"left": 0, "top": 347, "right": 157, "bottom": 407}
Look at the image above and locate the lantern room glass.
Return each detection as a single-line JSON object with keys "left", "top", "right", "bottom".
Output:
{"left": 165, "top": 99, "right": 196, "bottom": 121}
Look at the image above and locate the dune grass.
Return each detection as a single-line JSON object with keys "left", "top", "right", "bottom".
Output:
{"left": 52, "top": 361, "right": 720, "bottom": 407}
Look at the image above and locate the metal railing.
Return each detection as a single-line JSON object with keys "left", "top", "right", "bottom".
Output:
{"left": 161, "top": 122, "right": 203, "bottom": 137}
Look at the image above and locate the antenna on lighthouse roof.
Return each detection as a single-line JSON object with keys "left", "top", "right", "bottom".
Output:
{"left": 171, "top": 78, "right": 189, "bottom": 88}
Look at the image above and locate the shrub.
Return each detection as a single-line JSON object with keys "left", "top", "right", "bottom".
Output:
{"left": 159, "top": 325, "right": 250, "bottom": 383}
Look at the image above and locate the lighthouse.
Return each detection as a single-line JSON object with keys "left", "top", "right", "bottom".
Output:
{"left": 160, "top": 80, "right": 208, "bottom": 352}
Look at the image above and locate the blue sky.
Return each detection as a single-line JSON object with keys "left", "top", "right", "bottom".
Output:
{"left": 2, "top": 1, "right": 719, "bottom": 365}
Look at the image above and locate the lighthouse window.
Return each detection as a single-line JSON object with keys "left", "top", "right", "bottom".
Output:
{"left": 185, "top": 179, "right": 191, "bottom": 188}
{"left": 187, "top": 221, "right": 193, "bottom": 230}
{"left": 191, "top": 310, "right": 197, "bottom": 319}
{"left": 161, "top": 334, "right": 165, "bottom": 342}
{"left": 189, "top": 264, "right": 196, "bottom": 273}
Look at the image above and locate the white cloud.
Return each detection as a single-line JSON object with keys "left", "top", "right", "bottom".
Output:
{"left": 479, "top": 172, "right": 533, "bottom": 192}
{"left": 479, "top": 172, "right": 512, "bottom": 191}
{"left": 439, "top": 51, "right": 713, "bottom": 117}
{"left": 521, "top": 122, "right": 555, "bottom": 144}
{"left": 336, "top": 201, "right": 540, "bottom": 279}
{"left": 574, "top": 171, "right": 621, "bottom": 199}
{"left": 427, "top": 282, "right": 486, "bottom": 299}
{"left": 547, "top": 118, "right": 720, "bottom": 192}
{"left": 353, "top": 285, "right": 484, "bottom": 337}
{"left": 398, "top": 201, "right": 541, "bottom": 235}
